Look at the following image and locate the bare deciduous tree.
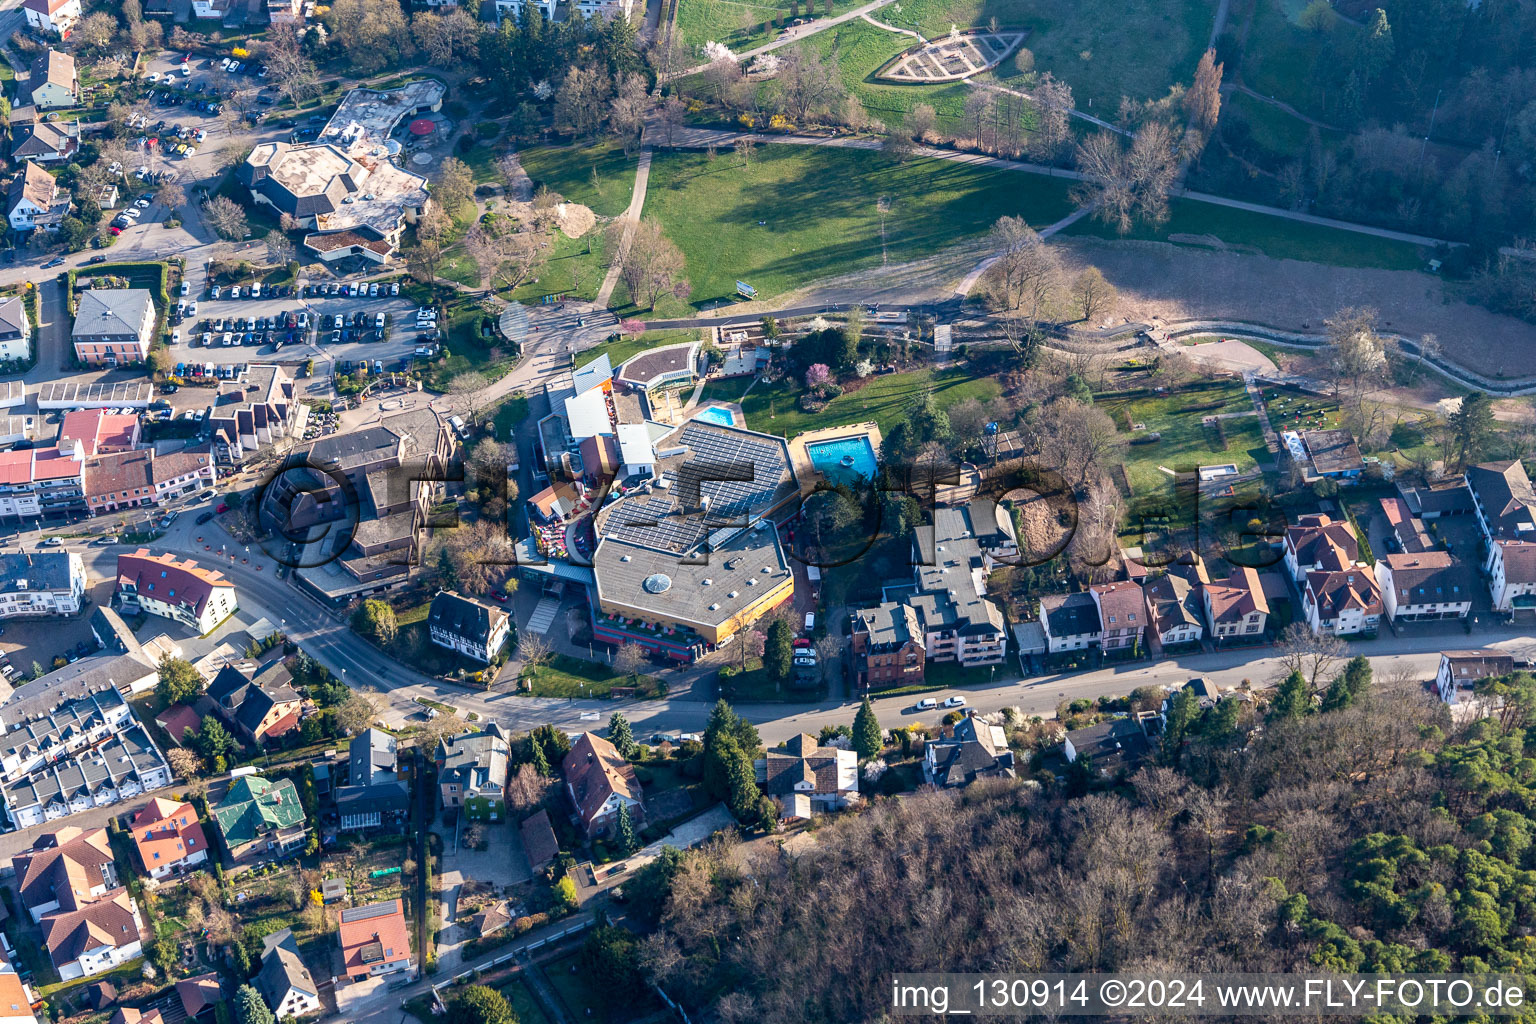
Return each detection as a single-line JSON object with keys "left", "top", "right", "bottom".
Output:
{"left": 615, "top": 219, "right": 689, "bottom": 311}
{"left": 1073, "top": 122, "right": 1178, "bottom": 233}
{"left": 1073, "top": 266, "right": 1117, "bottom": 323}
{"left": 201, "top": 196, "right": 248, "bottom": 240}
{"left": 1276, "top": 622, "right": 1345, "bottom": 690}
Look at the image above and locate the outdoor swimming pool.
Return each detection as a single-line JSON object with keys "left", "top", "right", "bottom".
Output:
{"left": 693, "top": 406, "right": 738, "bottom": 426}
{"left": 807, "top": 435, "right": 879, "bottom": 483}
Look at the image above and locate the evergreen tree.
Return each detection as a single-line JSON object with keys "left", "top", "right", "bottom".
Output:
{"left": 436, "top": 545, "right": 460, "bottom": 590}
{"left": 704, "top": 699, "right": 760, "bottom": 754}
{"left": 530, "top": 739, "right": 552, "bottom": 777}
{"left": 722, "top": 737, "right": 762, "bottom": 821}
{"left": 853, "top": 698, "right": 883, "bottom": 761}
{"left": 1449, "top": 391, "right": 1495, "bottom": 471}
{"left": 702, "top": 732, "right": 739, "bottom": 802}
{"left": 1322, "top": 655, "right": 1373, "bottom": 713}
{"left": 447, "top": 984, "right": 515, "bottom": 1024}
{"left": 233, "top": 984, "right": 273, "bottom": 1024}
{"left": 608, "top": 711, "right": 636, "bottom": 759}
{"left": 765, "top": 618, "right": 795, "bottom": 683}
{"left": 1268, "top": 669, "right": 1312, "bottom": 722}
{"left": 1160, "top": 686, "right": 1199, "bottom": 764}
{"left": 616, "top": 801, "right": 637, "bottom": 853}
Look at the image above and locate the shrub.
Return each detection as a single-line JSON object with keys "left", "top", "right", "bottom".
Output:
{"left": 633, "top": 766, "right": 653, "bottom": 785}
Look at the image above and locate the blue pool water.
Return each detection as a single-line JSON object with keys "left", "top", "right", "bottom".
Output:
{"left": 694, "top": 406, "right": 738, "bottom": 426}
{"left": 807, "top": 436, "right": 879, "bottom": 483}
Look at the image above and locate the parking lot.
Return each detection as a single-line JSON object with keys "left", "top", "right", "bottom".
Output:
{"left": 165, "top": 278, "right": 427, "bottom": 371}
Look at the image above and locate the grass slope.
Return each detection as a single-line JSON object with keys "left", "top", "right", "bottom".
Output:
{"left": 889, "top": 0, "right": 1219, "bottom": 112}
{"left": 517, "top": 142, "right": 640, "bottom": 219}
{"left": 1097, "top": 380, "right": 1267, "bottom": 497}
{"left": 640, "top": 145, "right": 1077, "bottom": 313}
{"left": 1065, "top": 196, "right": 1427, "bottom": 270}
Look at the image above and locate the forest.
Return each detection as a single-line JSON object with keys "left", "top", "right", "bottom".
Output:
{"left": 620, "top": 666, "right": 1536, "bottom": 1022}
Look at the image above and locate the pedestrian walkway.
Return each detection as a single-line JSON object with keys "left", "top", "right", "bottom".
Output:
{"left": 594, "top": 147, "right": 654, "bottom": 308}
{"left": 1244, "top": 374, "right": 1283, "bottom": 457}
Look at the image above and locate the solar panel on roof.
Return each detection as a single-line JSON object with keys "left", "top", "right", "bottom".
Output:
{"left": 341, "top": 901, "right": 397, "bottom": 923}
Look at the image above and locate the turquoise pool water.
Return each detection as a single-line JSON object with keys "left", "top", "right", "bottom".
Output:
{"left": 807, "top": 436, "right": 879, "bottom": 483}
{"left": 694, "top": 406, "right": 738, "bottom": 426}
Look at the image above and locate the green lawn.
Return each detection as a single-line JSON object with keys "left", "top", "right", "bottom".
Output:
{"left": 1098, "top": 380, "right": 1268, "bottom": 499}
{"left": 641, "top": 146, "right": 1078, "bottom": 313}
{"left": 544, "top": 953, "right": 608, "bottom": 1021}
{"left": 739, "top": 365, "right": 1000, "bottom": 438}
{"left": 521, "top": 654, "right": 664, "bottom": 699}
{"left": 500, "top": 977, "right": 553, "bottom": 1024}
{"left": 509, "top": 230, "right": 609, "bottom": 305}
{"left": 674, "top": 0, "right": 785, "bottom": 54}
{"left": 699, "top": 374, "right": 759, "bottom": 404}
{"left": 1065, "top": 196, "right": 1428, "bottom": 270}
{"left": 887, "top": 0, "right": 1219, "bottom": 113}
{"left": 517, "top": 143, "right": 641, "bottom": 219}
{"left": 1238, "top": 0, "right": 1358, "bottom": 123}
{"left": 575, "top": 328, "right": 701, "bottom": 374}
{"left": 1221, "top": 89, "right": 1322, "bottom": 158}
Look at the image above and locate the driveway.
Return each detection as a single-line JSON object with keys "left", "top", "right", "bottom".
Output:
{"left": 433, "top": 817, "right": 534, "bottom": 973}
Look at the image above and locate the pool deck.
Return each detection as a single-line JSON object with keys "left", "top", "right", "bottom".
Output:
{"left": 788, "top": 422, "right": 883, "bottom": 496}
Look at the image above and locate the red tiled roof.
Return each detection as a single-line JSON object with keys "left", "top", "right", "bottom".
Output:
{"left": 130, "top": 799, "right": 207, "bottom": 874}
{"left": 0, "top": 446, "right": 83, "bottom": 485}
{"left": 338, "top": 899, "right": 411, "bottom": 974}
{"left": 561, "top": 732, "right": 641, "bottom": 830}
{"left": 42, "top": 890, "right": 141, "bottom": 965}
{"left": 116, "top": 549, "right": 232, "bottom": 619}
{"left": 1203, "top": 566, "right": 1269, "bottom": 623}
{"left": 60, "top": 409, "right": 138, "bottom": 456}
{"left": 14, "top": 827, "right": 114, "bottom": 913}
{"left": 154, "top": 704, "right": 202, "bottom": 745}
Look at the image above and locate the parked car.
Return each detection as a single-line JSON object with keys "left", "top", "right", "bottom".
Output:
{"left": 915, "top": 697, "right": 938, "bottom": 711}
{"left": 943, "top": 696, "right": 967, "bottom": 708}
{"left": 196, "top": 511, "right": 214, "bottom": 525}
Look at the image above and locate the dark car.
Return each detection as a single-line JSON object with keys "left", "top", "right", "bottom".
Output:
{"left": 196, "top": 511, "right": 215, "bottom": 525}
{"left": 86, "top": 254, "right": 107, "bottom": 264}
{"left": 41, "top": 256, "right": 65, "bottom": 269}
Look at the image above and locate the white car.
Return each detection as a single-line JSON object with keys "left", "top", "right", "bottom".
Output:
{"left": 136, "top": 197, "right": 152, "bottom": 209}
{"left": 171, "top": 330, "right": 181, "bottom": 343}
{"left": 210, "top": 286, "right": 221, "bottom": 299}
{"left": 915, "top": 698, "right": 938, "bottom": 711}
{"left": 146, "top": 72, "right": 161, "bottom": 83}
{"left": 180, "top": 65, "right": 191, "bottom": 77}
{"left": 201, "top": 332, "right": 212, "bottom": 346}
{"left": 389, "top": 282, "right": 399, "bottom": 295}
{"left": 180, "top": 282, "right": 190, "bottom": 296}
{"left": 374, "top": 312, "right": 386, "bottom": 328}
{"left": 122, "top": 207, "right": 142, "bottom": 220}
{"left": 228, "top": 60, "right": 241, "bottom": 73}
{"left": 368, "top": 282, "right": 378, "bottom": 297}
{"left": 942, "top": 696, "right": 967, "bottom": 708}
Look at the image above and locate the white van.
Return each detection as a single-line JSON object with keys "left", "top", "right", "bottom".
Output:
{"left": 915, "top": 698, "right": 938, "bottom": 711}
{"left": 249, "top": 281, "right": 262, "bottom": 299}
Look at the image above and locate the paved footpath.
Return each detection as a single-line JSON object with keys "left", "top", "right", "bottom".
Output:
{"left": 594, "top": 146, "right": 654, "bottom": 308}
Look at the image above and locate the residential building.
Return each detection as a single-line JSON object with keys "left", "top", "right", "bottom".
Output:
{"left": 256, "top": 929, "right": 321, "bottom": 1020}
{"left": 923, "top": 714, "right": 1016, "bottom": 788}
{"left": 849, "top": 602, "right": 925, "bottom": 690}
{"left": 906, "top": 503, "right": 1013, "bottom": 667}
{"left": 337, "top": 900, "right": 412, "bottom": 982}
{"left": 586, "top": 419, "right": 800, "bottom": 661}
{"left": 1283, "top": 514, "right": 1360, "bottom": 582}
{"left": 7, "top": 161, "right": 70, "bottom": 232}
{"left": 562, "top": 732, "right": 645, "bottom": 838}
{"left": 0, "top": 296, "right": 28, "bottom": 363}
{"left": 1435, "top": 650, "right": 1516, "bottom": 706}
{"left": 0, "top": 948, "right": 36, "bottom": 1024}
{"left": 334, "top": 728, "right": 408, "bottom": 832}
{"left": 435, "top": 725, "right": 509, "bottom": 817}
{"left": 1399, "top": 479, "right": 1475, "bottom": 520}
{"left": 0, "top": 550, "right": 85, "bottom": 619}
{"left": 1039, "top": 592, "right": 1102, "bottom": 653}
{"left": 1375, "top": 551, "right": 1477, "bottom": 623}
{"left": 28, "top": 50, "right": 77, "bottom": 110}
{"left": 71, "top": 289, "right": 156, "bottom": 367}
{"left": 174, "top": 974, "right": 220, "bottom": 1022}
{"left": 1062, "top": 719, "right": 1154, "bottom": 778}
{"left": 756, "top": 733, "right": 858, "bottom": 819}
{"left": 0, "top": 685, "right": 170, "bottom": 831}
{"left": 205, "top": 661, "right": 302, "bottom": 745}
{"left": 519, "top": 809, "right": 559, "bottom": 873}
{"left": 206, "top": 365, "right": 298, "bottom": 466}
{"left": 1141, "top": 573, "right": 1204, "bottom": 648}
{"left": 59, "top": 409, "right": 139, "bottom": 457}
{"left": 211, "top": 776, "right": 308, "bottom": 865}
{"left": 83, "top": 447, "right": 217, "bottom": 514}
{"left": 22, "top": 0, "right": 81, "bottom": 37}
{"left": 1091, "top": 581, "right": 1145, "bottom": 653}
{"left": 426, "top": 590, "right": 510, "bottom": 663}
{"left": 129, "top": 798, "right": 208, "bottom": 880}
{"left": 1201, "top": 565, "right": 1269, "bottom": 642}
{"left": 14, "top": 828, "right": 143, "bottom": 981}
{"left": 116, "top": 550, "right": 237, "bottom": 635}
{"left": 1467, "top": 461, "right": 1536, "bottom": 615}
{"left": 1379, "top": 496, "right": 1434, "bottom": 554}
{"left": 1302, "top": 563, "right": 1383, "bottom": 636}
{"left": 13, "top": 827, "right": 117, "bottom": 922}
{"left": 10, "top": 116, "right": 78, "bottom": 164}
{"left": 0, "top": 445, "right": 84, "bottom": 519}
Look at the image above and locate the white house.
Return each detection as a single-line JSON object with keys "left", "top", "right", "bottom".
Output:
{"left": 426, "top": 590, "right": 510, "bottom": 663}
{"left": 1488, "top": 541, "right": 1536, "bottom": 614}
{"left": 756, "top": 733, "right": 859, "bottom": 818}
{"left": 0, "top": 551, "right": 85, "bottom": 619}
{"left": 1142, "top": 573, "right": 1204, "bottom": 648}
{"left": 7, "top": 161, "right": 70, "bottom": 232}
{"left": 1374, "top": 551, "right": 1477, "bottom": 624}
{"left": 21, "top": 0, "right": 81, "bottom": 37}
{"left": 257, "top": 929, "right": 322, "bottom": 1020}
{"left": 1039, "top": 592, "right": 1101, "bottom": 653}
{"left": 1435, "top": 650, "right": 1515, "bottom": 705}
{"left": 0, "top": 297, "right": 28, "bottom": 364}
{"left": 115, "top": 550, "right": 237, "bottom": 635}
